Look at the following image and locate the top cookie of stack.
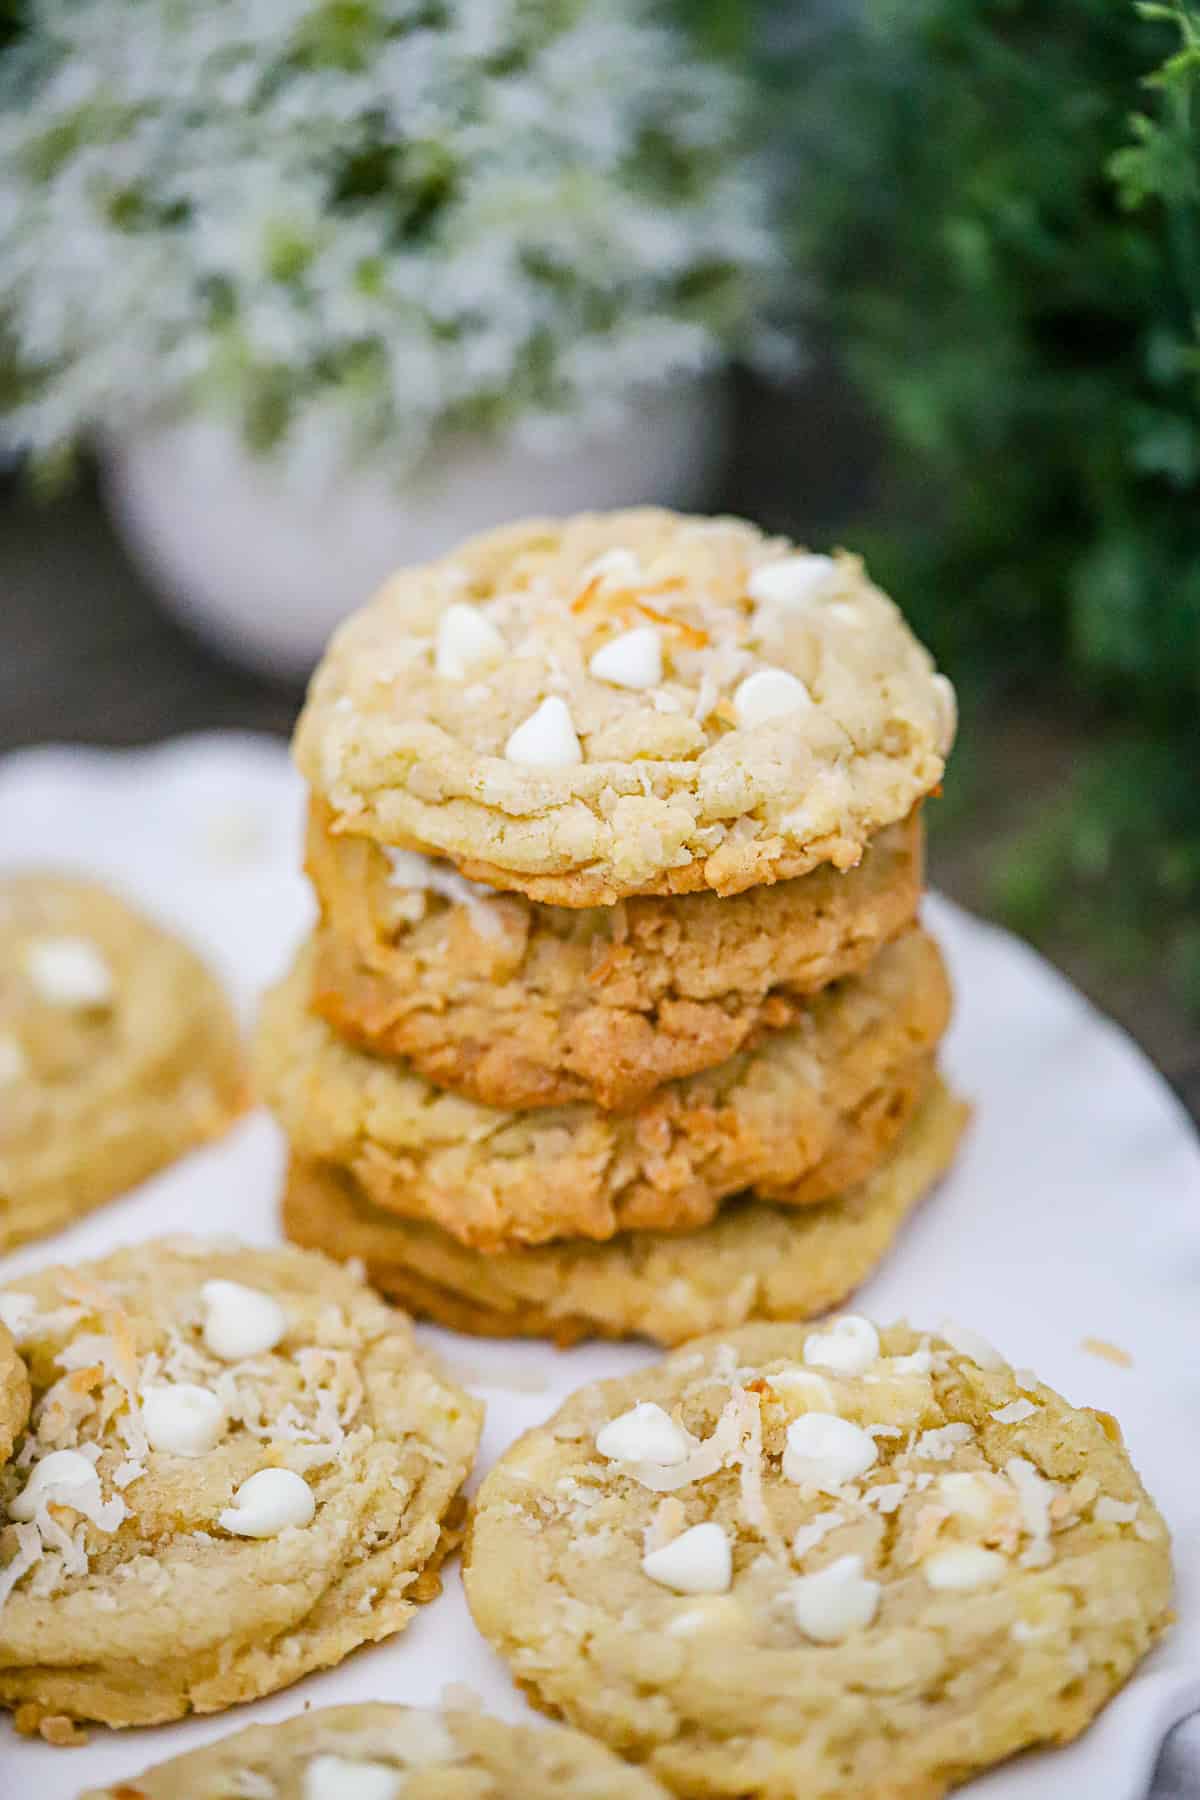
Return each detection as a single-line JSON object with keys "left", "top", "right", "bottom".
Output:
{"left": 296, "top": 508, "right": 954, "bottom": 906}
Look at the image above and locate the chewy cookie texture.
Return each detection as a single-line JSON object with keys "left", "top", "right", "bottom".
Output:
{"left": 307, "top": 804, "right": 923, "bottom": 1112}
{"left": 79, "top": 1700, "right": 671, "bottom": 1799}
{"left": 266, "top": 503, "right": 962, "bottom": 1341}
{"left": 0, "top": 1240, "right": 482, "bottom": 1734}
{"left": 283, "top": 1077, "right": 968, "bottom": 1347}
{"left": 0, "top": 873, "right": 246, "bottom": 1250}
{"left": 296, "top": 509, "right": 955, "bottom": 902}
{"left": 258, "top": 928, "right": 951, "bottom": 1250}
{"left": 465, "top": 1320, "right": 1172, "bottom": 1800}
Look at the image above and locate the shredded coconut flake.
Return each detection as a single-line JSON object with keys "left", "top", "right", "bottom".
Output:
{"left": 55, "top": 1273, "right": 148, "bottom": 1461}
{"left": 1094, "top": 1496, "right": 1139, "bottom": 1525}
{"left": 913, "top": 1423, "right": 973, "bottom": 1461}
{"left": 991, "top": 1399, "right": 1038, "bottom": 1425}
{"left": 791, "top": 1510, "right": 845, "bottom": 1558}
{"left": 0, "top": 1523, "right": 44, "bottom": 1609}
{"left": 1006, "top": 1456, "right": 1058, "bottom": 1566}
{"left": 865, "top": 1482, "right": 908, "bottom": 1515}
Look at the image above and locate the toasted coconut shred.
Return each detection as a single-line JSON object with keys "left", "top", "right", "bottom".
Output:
{"left": 56, "top": 1272, "right": 149, "bottom": 1462}
{"left": 1081, "top": 1336, "right": 1134, "bottom": 1369}
{"left": 0, "top": 1279, "right": 144, "bottom": 1606}
{"left": 0, "top": 1268, "right": 369, "bottom": 1614}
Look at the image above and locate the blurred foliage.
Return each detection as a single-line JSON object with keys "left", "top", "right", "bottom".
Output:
{"left": 0, "top": 0, "right": 782, "bottom": 483}
{"left": 790, "top": 0, "right": 1200, "bottom": 1006}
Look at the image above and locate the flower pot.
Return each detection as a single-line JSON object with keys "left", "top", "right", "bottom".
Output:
{"left": 102, "top": 380, "right": 729, "bottom": 680}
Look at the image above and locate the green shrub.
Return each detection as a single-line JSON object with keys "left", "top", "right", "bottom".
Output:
{"left": 793, "top": 0, "right": 1200, "bottom": 1003}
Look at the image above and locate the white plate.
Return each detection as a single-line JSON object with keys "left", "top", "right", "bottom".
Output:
{"left": 0, "top": 734, "right": 1197, "bottom": 1800}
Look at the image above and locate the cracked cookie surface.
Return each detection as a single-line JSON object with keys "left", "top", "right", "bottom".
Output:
{"left": 255, "top": 928, "right": 951, "bottom": 1250}
{"left": 295, "top": 509, "right": 954, "bottom": 903}
{"left": 308, "top": 805, "right": 922, "bottom": 1111}
{"left": 465, "top": 1320, "right": 1171, "bottom": 1799}
{"left": 282, "top": 1077, "right": 967, "bottom": 1347}
{"left": 0, "top": 1240, "right": 482, "bottom": 1732}
{"left": 0, "top": 874, "right": 246, "bottom": 1250}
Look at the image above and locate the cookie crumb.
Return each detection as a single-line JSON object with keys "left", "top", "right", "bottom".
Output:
{"left": 1081, "top": 1336, "right": 1133, "bottom": 1368}
{"left": 36, "top": 1710, "right": 89, "bottom": 1746}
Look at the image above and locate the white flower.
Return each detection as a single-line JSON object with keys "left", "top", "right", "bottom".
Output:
{"left": 0, "top": 0, "right": 785, "bottom": 486}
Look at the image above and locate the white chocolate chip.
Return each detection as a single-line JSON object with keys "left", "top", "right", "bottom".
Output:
{"left": 1094, "top": 1496, "right": 1139, "bottom": 1525}
{"left": 0, "top": 1292, "right": 36, "bottom": 1341}
{"left": 641, "top": 1521, "right": 732, "bottom": 1595}
{"left": 733, "top": 668, "right": 812, "bottom": 729}
{"left": 923, "top": 1544, "right": 1008, "bottom": 1592}
{"left": 887, "top": 1348, "right": 933, "bottom": 1376}
{"left": 803, "top": 1316, "right": 880, "bottom": 1378}
{"left": 0, "top": 1034, "right": 27, "bottom": 1084}
{"left": 304, "top": 1755, "right": 404, "bottom": 1800}
{"left": 435, "top": 603, "right": 504, "bottom": 680}
{"left": 791, "top": 1554, "right": 880, "bottom": 1642}
{"left": 588, "top": 626, "right": 663, "bottom": 691}
{"left": 142, "top": 1383, "right": 227, "bottom": 1457}
{"left": 939, "top": 1320, "right": 1005, "bottom": 1370}
{"left": 201, "top": 1280, "right": 287, "bottom": 1362}
{"left": 26, "top": 937, "right": 113, "bottom": 1008}
{"left": 503, "top": 696, "right": 583, "bottom": 769}
{"left": 12, "top": 1450, "right": 102, "bottom": 1521}
{"left": 748, "top": 555, "right": 838, "bottom": 609}
{"left": 783, "top": 1413, "right": 877, "bottom": 1492}
{"left": 596, "top": 1402, "right": 690, "bottom": 1467}
{"left": 219, "top": 1467, "right": 315, "bottom": 1538}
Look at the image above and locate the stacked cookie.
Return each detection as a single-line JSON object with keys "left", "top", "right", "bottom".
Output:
{"left": 259, "top": 509, "right": 966, "bottom": 1344}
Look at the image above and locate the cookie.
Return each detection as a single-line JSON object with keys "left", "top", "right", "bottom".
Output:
{"left": 79, "top": 1699, "right": 670, "bottom": 1798}
{"left": 256, "top": 927, "right": 952, "bottom": 1250}
{"left": 0, "top": 1321, "right": 30, "bottom": 1465}
{"left": 294, "top": 509, "right": 954, "bottom": 904}
{"left": 283, "top": 1076, "right": 968, "bottom": 1347}
{"left": 465, "top": 1321, "right": 1172, "bottom": 1799}
{"left": 0, "top": 874, "right": 246, "bottom": 1250}
{"left": 307, "top": 804, "right": 923, "bottom": 1111}
{"left": 0, "top": 1240, "right": 482, "bottom": 1732}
